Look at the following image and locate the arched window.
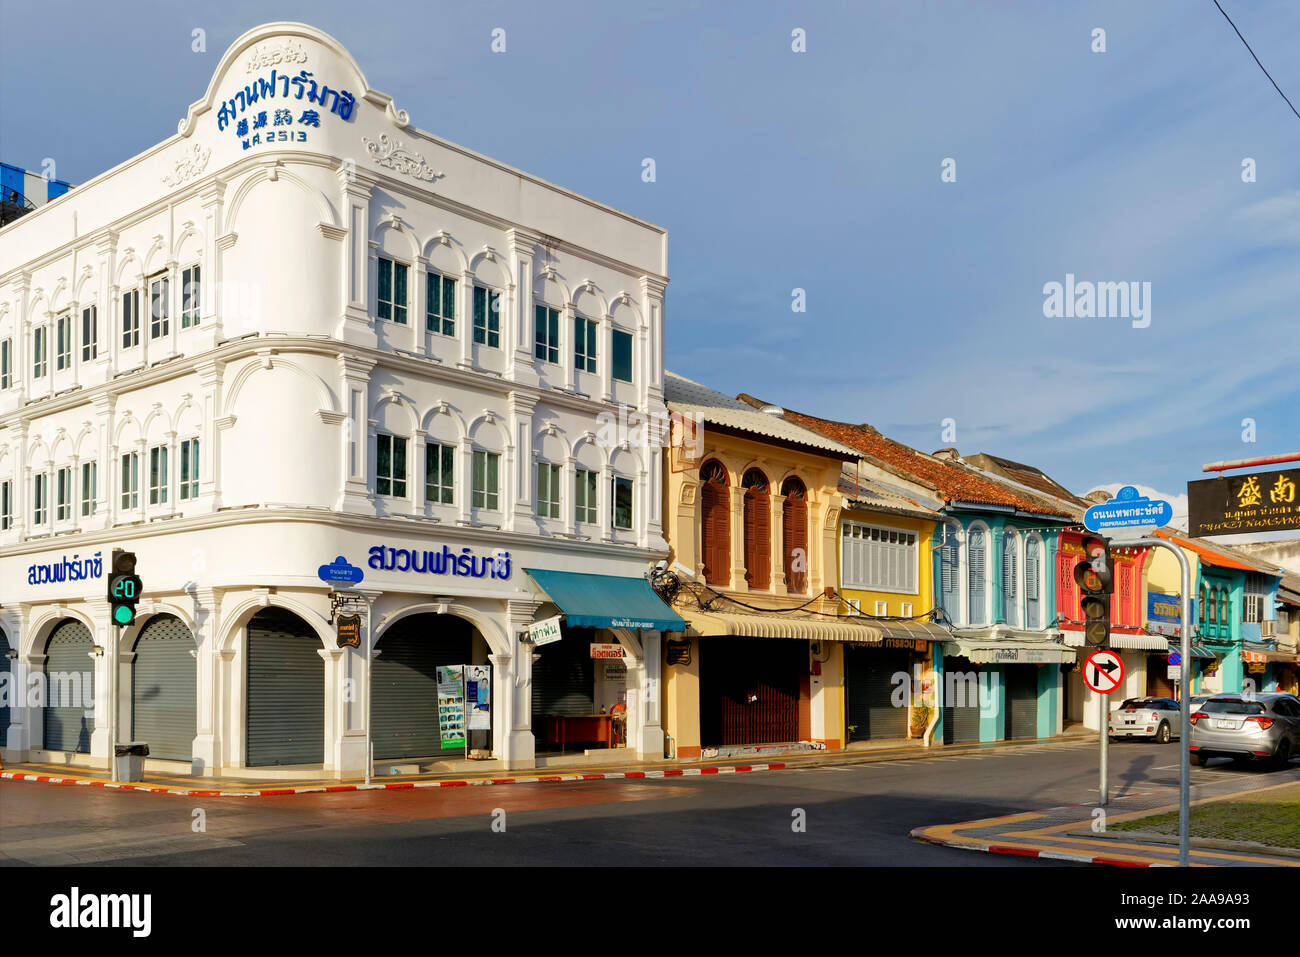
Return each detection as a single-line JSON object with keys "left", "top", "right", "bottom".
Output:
{"left": 1218, "top": 587, "right": 1228, "bottom": 628}
{"left": 1025, "top": 535, "right": 1041, "bottom": 629}
{"left": 780, "top": 476, "right": 808, "bottom": 593}
{"left": 1207, "top": 583, "right": 1217, "bottom": 623}
{"left": 968, "top": 525, "right": 987, "bottom": 625}
{"left": 1002, "top": 529, "right": 1020, "bottom": 628}
{"left": 938, "top": 522, "right": 961, "bottom": 624}
{"left": 1199, "top": 583, "right": 1208, "bottom": 623}
{"left": 699, "top": 460, "right": 730, "bottom": 586}
{"left": 742, "top": 469, "right": 770, "bottom": 590}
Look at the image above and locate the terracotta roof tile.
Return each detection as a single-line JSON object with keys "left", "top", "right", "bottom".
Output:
{"left": 736, "top": 397, "right": 1075, "bottom": 519}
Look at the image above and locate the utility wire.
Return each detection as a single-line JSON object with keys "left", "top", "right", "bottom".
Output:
{"left": 1212, "top": 0, "right": 1300, "bottom": 122}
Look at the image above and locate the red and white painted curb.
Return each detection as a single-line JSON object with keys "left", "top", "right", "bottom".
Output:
{"left": 910, "top": 828, "right": 1164, "bottom": 867}
{"left": 0, "top": 762, "right": 786, "bottom": 798}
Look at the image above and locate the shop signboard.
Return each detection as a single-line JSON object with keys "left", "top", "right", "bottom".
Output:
{"left": 464, "top": 665, "right": 491, "bottom": 731}
{"left": 1188, "top": 468, "right": 1300, "bottom": 537}
{"left": 589, "top": 643, "right": 625, "bottom": 659}
{"left": 436, "top": 665, "right": 466, "bottom": 750}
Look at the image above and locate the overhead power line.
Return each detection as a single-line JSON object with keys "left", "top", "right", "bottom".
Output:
{"left": 1212, "top": 0, "right": 1300, "bottom": 122}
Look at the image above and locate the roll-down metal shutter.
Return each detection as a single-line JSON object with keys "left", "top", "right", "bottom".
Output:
{"left": 246, "top": 609, "right": 323, "bottom": 766}
{"left": 845, "top": 647, "right": 910, "bottom": 741}
{"left": 373, "top": 616, "right": 473, "bottom": 760}
{"left": 531, "top": 628, "right": 596, "bottom": 742}
{"left": 1006, "top": 665, "right": 1039, "bottom": 740}
{"left": 701, "top": 637, "right": 802, "bottom": 746}
{"left": 0, "top": 626, "right": 11, "bottom": 744}
{"left": 131, "top": 615, "right": 196, "bottom": 761}
{"left": 942, "top": 656, "right": 981, "bottom": 744}
{"left": 44, "top": 620, "right": 95, "bottom": 753}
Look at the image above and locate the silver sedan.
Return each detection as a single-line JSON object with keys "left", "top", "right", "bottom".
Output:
{"left": 1189, "top": 693, "right": 1300, "bottom": 767}
{"left": 1108, "top": 696, "right": 1182, "bottom": 743}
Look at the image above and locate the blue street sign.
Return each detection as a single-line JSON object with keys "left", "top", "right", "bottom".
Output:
{"left": 318, "top": 556, "right": 365, "bottom": 585}
{"left": 1168, "top": 650, "right": 1182, "bottom": 667}
{"left": 1083, "top": 485, "right": 1175, "bottom": 533}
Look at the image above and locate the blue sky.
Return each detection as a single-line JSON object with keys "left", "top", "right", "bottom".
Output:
{"left": 3, "top": 0, "right": 1297, "bottom": 515}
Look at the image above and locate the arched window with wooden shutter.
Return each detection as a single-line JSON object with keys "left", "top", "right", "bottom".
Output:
{"left": 938, "top": 522, "right": 961, "bottom": 624}
{"left": 742, "top": 468, "right": 770, "bottom": 590}
{"left": 780, "top": 476, "right": 808, "bottom": 594}
{"left": 968, "top": 525, "right": 987, "bottom": 625}
{"left": 699, "top": 460, "right": 731, "bottom": 586}
{"left": 1025, "top": 535, "right": 1041, "bottom": 629}
{"left": 1002, "top": 529, "right": 1020, "bottom": 628}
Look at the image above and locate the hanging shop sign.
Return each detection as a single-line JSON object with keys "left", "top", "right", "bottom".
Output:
{"left": 1188, "top": 468, "right": 1300, "bottom": 536}
{"left": 883, "top": 637, "right": 929, "bottom": 652}
{"left": 589, "top": 643, "right": 625, "bottom": 659}
{"left": 367, "top": 544, "right": 511, "bottom": 580}
{"left": 335, "top": 614, "right": 361, "bottom": 649}
{"left": 666, "top": 639, "right": 692, "bottom": 666}
{"left": 436, "top": 665, "right": 466, "bottom": 750}
{"left": 970, "top": 647, "right": 1070, "bottom": 665}
{"left": 464, "top": 664, "right": 491, "bottom": 731}
{"left": 528, "top": 615, "right": 563, "bottom": 647}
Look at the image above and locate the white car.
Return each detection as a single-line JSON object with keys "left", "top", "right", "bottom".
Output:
{"left": 1108, "top": 696, "right": 1182, "bottom": 743}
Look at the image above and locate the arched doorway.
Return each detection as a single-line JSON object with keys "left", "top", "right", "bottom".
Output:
{"left": 246, "top": 607, "right": 324, "bottom": 766}
{"left": 131, "top": 614, "right": 197, "bottom": 761}
{"left": 44, "top": 619, "right": 95, "bottom": 753}
{"left": 372, "top": 613, "right": 475, "bottom": 760}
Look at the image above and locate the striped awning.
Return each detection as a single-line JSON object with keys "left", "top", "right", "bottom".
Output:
{"left": 1062, "top": 631, "right": 1169, "bottom": 651}
{"left": 681, "top": 608, "right": 884, "bottom": 644}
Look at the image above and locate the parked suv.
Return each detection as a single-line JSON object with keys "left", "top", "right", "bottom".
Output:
{"left": 1108, "top": 697, "right": 1181, "bottom": 743}
{"left": 1189, "top": 693, "right": 1300, "bottom": 767}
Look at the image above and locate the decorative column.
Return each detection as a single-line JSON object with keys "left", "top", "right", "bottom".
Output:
{"left": 504, "top": 598, "right": 541, "bottom": 769}
{"left": 508, "top": 391, "right": 536, "bottom": 533}
{"left": 197, "top": 179, "right": 226, "bottom": 348}
{"left": 336, "top": 353, "right": 375, "bottom": 512}
{"left": 506, "top": 228, "right": 540, "bottom": 386}
{"left": 190, "top": 587, "right": 221, "bottom": 775}
{"left": 337, "top": 167, "right": 379, "bottom": 347}
{"left": 730, "top": 477, "right": 747, "bottom": 591}
{"left": 639, "top": 275, "right": 667, "bottom": 405}
{"left": 458, "top": 270, "right": 474, "bottom": 369}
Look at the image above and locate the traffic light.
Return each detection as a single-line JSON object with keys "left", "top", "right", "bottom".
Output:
{"left": 1073, "top": 535, "right": 1113, "bottom": 647}
{"left": 107, "top": 549, "right": 142, "bottom": 627}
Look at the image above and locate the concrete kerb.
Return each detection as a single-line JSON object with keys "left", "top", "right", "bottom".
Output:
{"left": 0, "top": 733, "right": 1090, "bottom": 798}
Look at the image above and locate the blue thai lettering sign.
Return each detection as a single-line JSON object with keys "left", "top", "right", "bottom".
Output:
{"left": 1147, "top": 592, "right": 1181, "bottom": 623}
{"left": 1084, "top": 485, "right": 1175, "bottom": 533}
{"left": 318, "top": 556, "right": 364, "bottom": 586}
{"left": 368, "top": 544, "right": 512, "bottom": 580}
{"left": 27, "top": 551, "right": 103, "bottom": 585}
{"left": 216, "top": 69, "right": 355, "bottom": 152}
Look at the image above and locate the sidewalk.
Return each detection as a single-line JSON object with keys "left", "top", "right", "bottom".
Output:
{"left": 912, "top": 769, "right": 1300, "bottom": 867}
{"left": 0, "top": 732, "right": 1089, "bottom": 798}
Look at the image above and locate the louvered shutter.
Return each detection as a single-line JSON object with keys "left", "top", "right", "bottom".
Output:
{"left": 1002, "top": 532, "right": 1019, "bottom": 627}
{"left": 939, "top": 526, "right": 960, "bottom": 621}
{"left": 700, "top": 473, "right": 730, "bottom": 586}
{"left": 968, "top": 528, "right": 986, "bottom": 625}
{"left": 744, "top": 485, "right": 770, "bottom": 589}
{"left": 131, "top": 614, "right": 197, "bottom": 761}
{"left": 43, "top": 620, "right": 95, "bottom": 753}
{"left": 1025, "top": 538, "right": 1040, "bottom": 629}
{"left": 783, "top": 495, "right": 808, "bottom": 593}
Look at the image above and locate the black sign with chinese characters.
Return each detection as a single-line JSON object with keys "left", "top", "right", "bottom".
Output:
{"left": 1187, "top": 468, "right": 1300, "bottom": 537}
{"left": 336, "top": 614, "right": 362, "bottom": 649}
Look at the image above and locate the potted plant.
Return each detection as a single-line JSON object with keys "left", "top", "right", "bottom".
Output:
{"left": 908, "top": 704, "right": 932, "bottom": 739}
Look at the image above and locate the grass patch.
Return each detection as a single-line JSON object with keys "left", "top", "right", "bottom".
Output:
{"left": 1110, "top": 783, "right": 1300, "bottom": 849}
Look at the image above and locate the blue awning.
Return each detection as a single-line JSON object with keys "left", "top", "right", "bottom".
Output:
{"left": 524, "top": 568, "right": 686, "bottom": 632}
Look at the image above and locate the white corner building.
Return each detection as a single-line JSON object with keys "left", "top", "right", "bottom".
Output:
{"left": 0, "top": 21, "right": 680, "bottom": 777}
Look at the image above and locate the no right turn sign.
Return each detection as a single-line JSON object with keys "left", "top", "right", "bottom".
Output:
{"left": 1083, "top": 649, "right": 1124, "bottom": 694}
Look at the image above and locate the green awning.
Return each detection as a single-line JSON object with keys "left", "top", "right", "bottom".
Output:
{"left": 524, "top": 568, "right": 685, "bottom": 632}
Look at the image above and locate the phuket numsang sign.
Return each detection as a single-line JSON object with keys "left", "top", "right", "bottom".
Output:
{"left": 1187, "top": 468, "right": 1300, "bottom": 537}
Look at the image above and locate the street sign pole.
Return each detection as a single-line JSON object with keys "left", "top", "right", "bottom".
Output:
{"left": 1099, "top": 688, "right": 1109, "bottom": 806}
{"left": 1119, "top": 535, "right": 1193, "bottom": 866}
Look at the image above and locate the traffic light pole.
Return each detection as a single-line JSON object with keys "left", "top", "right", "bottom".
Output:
{"left": 1099, "top": 689, "right": 1109, "bottom": 805}
{"left": 109, "top": 622, "right": 119, "bottom": 783}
